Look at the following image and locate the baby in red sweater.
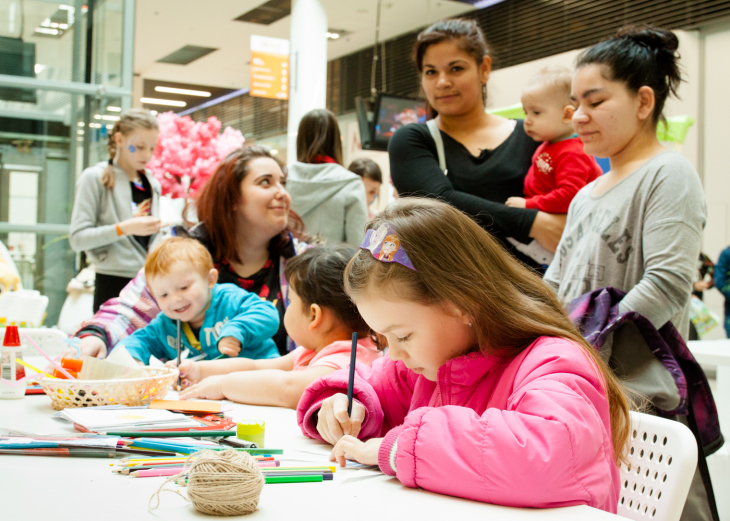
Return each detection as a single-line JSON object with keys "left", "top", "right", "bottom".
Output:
{"left": 506, "top": 66, "right": 602, "bottom": 265}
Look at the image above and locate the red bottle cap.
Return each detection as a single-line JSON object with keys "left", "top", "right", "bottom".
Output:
{"left": 2, "top": 325, "right": 20, "bottom": 347}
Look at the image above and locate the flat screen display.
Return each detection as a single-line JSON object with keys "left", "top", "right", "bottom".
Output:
{"left": 371, "top": 95, "right": 427, "bottom": 149}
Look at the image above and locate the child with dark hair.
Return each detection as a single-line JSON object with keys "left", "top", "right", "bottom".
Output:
{"left": 348, "top": 157, "right": 383, "bottom": 208}
{"left": 179, "top": 244, "right": 381, "bottom": 409}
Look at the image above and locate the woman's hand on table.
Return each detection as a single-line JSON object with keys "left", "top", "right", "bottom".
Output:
{"left": 529, "top": 211, "right": 567, "bottom": 252}
{"left": 178, "top": 374, "right": 226, "bottom": 400}
{"left": 217, "top": 337, "right": 242, "bottom": 357}
{"left": 316, "top": 393, "right": 366, "bottom": 445}
{"left": 330, "top": 436, "right": 383, "bottom": 467}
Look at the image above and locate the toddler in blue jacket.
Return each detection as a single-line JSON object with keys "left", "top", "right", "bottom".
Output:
{"left": 118, "top": 237, "right": 280, "bottom": 364}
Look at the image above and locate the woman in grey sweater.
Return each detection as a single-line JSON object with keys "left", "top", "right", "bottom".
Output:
{"left": 286, "top": 109, "right": 368, "bottom": 246}
{"left": 69, "top": 109, "right": 164, "bottom": 312}
{"left": 544, "top": 26, "right": 710, "bottom": 520}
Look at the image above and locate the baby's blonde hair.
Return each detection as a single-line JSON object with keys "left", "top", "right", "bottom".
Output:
{"left": 145, "top": 237, "right": 214, "bottom": 283}
{"left": 524, "top": 66, "right": 573, "bottom": 105}
{"left": 101, "top": 108, "right": 159, "bottom": 189}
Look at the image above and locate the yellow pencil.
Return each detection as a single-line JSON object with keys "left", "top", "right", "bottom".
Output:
{"left": 15, "top": 358, "right": 55, "bottom": 379}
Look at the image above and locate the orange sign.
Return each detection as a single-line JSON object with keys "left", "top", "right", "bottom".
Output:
{"left": 250, "top": 35, "right": 289, "bottom": 100}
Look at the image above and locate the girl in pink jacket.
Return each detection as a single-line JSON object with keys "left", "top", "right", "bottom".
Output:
{"left": 297, "top": 198, "right": 630, "bottom": 513}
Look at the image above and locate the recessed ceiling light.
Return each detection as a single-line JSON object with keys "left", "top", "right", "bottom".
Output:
{"left": 93, "top": 114, "right": 121, "bottom": 121}
{"left": 107, "top": 106, "right": 122, "bottom": 112}
{"left": 34, "top": 64, "right": 46, "bottom": 74}
{"left": 326, "top": 32, "right": 340, "bottom": 39}
{"left": 150, "top": 110, "right": 158, "bottom": 116}
{"left": 140, "top": 97, "right": 186, "bottom": 107}
{"left": 155, "top": 86, "right": 211, "bottom": 97}
{"left": 34, "top": 27, "right": 59, "bottom": 35}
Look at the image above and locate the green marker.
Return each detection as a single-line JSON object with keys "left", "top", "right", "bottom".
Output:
{"left": 265, "top": 475, "right": 324, "bottom": 484}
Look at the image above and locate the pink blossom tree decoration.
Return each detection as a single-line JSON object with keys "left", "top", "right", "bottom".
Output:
{"left": 147, "top": 112, "right": 245, "bottom": 198}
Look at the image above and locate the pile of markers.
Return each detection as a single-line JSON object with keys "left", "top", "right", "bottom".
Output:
{"left": 110, "top": 433, "right": 334, "bottom": 484}
{"left": 112, "top": 454, "right": 335, "bottom": 484}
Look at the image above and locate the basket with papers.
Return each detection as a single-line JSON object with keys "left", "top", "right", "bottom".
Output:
{"left": 39, "top": 366, "right": 178, "bottom": 410}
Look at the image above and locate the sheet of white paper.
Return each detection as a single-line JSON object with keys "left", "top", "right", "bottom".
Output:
{"left": 148, "top": 355, "right": 165, "bottom": 368}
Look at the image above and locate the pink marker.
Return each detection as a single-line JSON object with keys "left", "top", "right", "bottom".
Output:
{"left": 257, "top": 461, "right": 280, "bottom": 468}
{"left": 131, "top": 467, "right": 187, "bottom": 478}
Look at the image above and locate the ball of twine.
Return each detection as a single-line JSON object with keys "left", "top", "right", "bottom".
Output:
{"left": 150, "top": 449, "right": 265, "bottom": 516}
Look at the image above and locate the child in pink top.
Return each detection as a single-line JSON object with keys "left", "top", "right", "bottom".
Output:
{"left": 179, "top": 244, "right": 380, "bottom": 408}
{"left": 298, "top": 198, "right": 629, "bottom": 512}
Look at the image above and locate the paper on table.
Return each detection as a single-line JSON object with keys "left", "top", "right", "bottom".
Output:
{"left": 149, "top": 400, "right": 221, "bottom": 414}
{"left": 104, "top": 345, "right": 141, "bottom": 369}
{"left": 148, "top": 355, "right": 165, "bottom": 368}
{"left": 77, "top": 356, "right": 147, "bottom": 380}
{"left": 58, "top": 407, "right": 201, "bottom": 430}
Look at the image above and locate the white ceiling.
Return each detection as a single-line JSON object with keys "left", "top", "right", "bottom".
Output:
{"left": 134, "top": 0, "right": 475, "bottom": 90}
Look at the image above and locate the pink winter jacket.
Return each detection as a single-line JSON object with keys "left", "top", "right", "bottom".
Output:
{"left": 297, "top": 336, "right": 620, "bottom": 512}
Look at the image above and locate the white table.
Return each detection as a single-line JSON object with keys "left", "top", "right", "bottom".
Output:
{"left": 0, "top": 391, "right": 617, "bottom": 520}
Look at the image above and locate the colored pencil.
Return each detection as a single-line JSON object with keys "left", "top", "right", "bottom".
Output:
{"left": 131, "top": 467, "right": 187, "bottom": 478}
{"left": 115, "top": 448, "right": 178, "bottom": 457}
{"left": 128, "top": 442, "right": 282, "bottom": 455}
{"left": 266, "top": 475, "right": 324, "bottom": 484}
{"left": 260, "top": 466, "right": 336, "bottom": 472}
{"left": 107, "top": 430, "right": 236, "bottom": 438}
{"left": 260, "top": 471, "right": 333, "bottom": 479}
{"left": 118, "top": 455, "right": 274, "bottom": 466}
{"left": 212, "top": 354, "right": 227, "bottom": 360}
{"left": 0, "top": 448, "right": 117, "bottom": 458}
{"left": 347, "top": 332, "right": 358, "bottom": 416}
{"left": 14, "top": 358, "right": 56, "bottom": 379}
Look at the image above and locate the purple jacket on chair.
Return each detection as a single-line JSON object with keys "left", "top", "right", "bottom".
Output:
{"left": 567, "top": 287, "right": 724, "bottom": 455}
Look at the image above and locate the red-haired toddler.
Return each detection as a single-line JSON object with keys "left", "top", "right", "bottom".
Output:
{"left": 118, "top": 237, "right": 280, "bottom": 364}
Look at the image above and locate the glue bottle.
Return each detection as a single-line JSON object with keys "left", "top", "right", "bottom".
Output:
{"left": 0, "top": 325, "right": 26, "bottom": 399}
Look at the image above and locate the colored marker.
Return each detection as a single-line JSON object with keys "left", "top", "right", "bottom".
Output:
{"left": 265, "top": 475, "right": 323, "bottom": 484}
{"left": 131, "top": 467, "right": 187, "bottom": 478}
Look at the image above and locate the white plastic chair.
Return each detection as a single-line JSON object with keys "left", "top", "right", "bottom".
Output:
{"left": 618, "top": 411, "right": 698, "bottom": 521}
{"left": 0, "top": 327, "right": 69, "bottom": 357}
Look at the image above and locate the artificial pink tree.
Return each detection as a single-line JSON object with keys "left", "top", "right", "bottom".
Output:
{"left": 147, "top": 112, "right": 245, "bottom": 198}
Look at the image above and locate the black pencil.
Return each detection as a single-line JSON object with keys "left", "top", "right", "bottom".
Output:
{"left": 347, "top": 332, "right": 358, "bottom": 416}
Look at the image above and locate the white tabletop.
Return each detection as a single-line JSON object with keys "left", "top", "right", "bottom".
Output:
{"left": 0, "top": 390, "right": 617, "bottom": 520}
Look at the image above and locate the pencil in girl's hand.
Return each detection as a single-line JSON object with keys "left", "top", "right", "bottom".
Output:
{"left": 347, "top": 332, "right": 358, "bottom": 416}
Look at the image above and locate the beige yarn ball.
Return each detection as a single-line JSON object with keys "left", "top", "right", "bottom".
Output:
{"left": 187, "top": 449, "right": 265, "bottom": 516}
{"left": 150, "top": 449, "right": 265, "bottom": 516}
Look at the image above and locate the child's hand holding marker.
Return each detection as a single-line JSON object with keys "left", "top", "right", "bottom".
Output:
{"left": 177, "top": 360, "right": 202, "bottom": 387}
{"left": 217, "top": 337, "right": 242, "bottom": 357}
{"left": 316, "top": 393, "right": 365, "bottom": 444}
{"left": 330, "top": 436, "right": 382, "bottom": 467}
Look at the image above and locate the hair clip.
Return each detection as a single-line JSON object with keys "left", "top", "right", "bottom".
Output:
{"left": 360, "top": 224, "right": 416, "bottom": 271}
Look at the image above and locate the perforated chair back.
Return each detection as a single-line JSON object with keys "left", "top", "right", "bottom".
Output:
{"left": 618, "top": 411, "right": 698, "bottom": 521}
{"left": 0, "top": 328, "right": 69, "bottom": 357}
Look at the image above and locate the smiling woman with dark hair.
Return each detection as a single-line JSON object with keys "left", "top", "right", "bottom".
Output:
{"left": 71, "top": 146, "right": 308, "bottom": 359}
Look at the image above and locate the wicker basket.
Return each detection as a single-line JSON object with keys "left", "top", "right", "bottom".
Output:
{"left": 39, "top": 367, "right": 179, "bottom": 410}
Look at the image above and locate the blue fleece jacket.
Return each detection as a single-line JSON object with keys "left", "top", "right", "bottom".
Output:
{"left": 119, "top": 283, "right": 280, "bottom": 364}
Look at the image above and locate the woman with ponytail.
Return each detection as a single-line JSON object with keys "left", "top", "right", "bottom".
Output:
{"left": 69, "top": 109, "right": 163, "bottom": 312}
{"left": 544, "top": 26, "right": 711, "bottom": 520}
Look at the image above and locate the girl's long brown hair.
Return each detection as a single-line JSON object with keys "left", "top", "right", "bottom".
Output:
{"left": 345, "top": 198, "right": 630, "bottom": 464}
{"left": 296, "top": 109, "right": 344, "bottom": 165}
{"left": 194, "top": 146, "right": 306, "bottom": 264}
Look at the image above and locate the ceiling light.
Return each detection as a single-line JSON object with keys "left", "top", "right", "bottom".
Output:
{"left": 155, "top": 86, "right": 211, "bottom": 97}
{"left": 89, "top": 123, "right": 102, "bottom": 128}
{"left": 107, "top": 106, "right": 122, "bottom": 112}
{"left": 34, "top": 64, "right": 46, "bottom": 74}
{"left": 59, "top": 5, "right": 74, "bottom": 10}
{"left": 140, "top": 97, "right": 186, "bottom": 107}
{"left": 35, "top": 27, "right": 59, "bottom": 35}
{"left": 326, "top": 32, "right": 340, "bottom": 39}
{"left": 77, "top": 130, "right": 84, "bottom": 135}
{"left": 150, "top": 110, "right": 158, "bottom": 116}
{"left": 93, "top": 114, "right": 120, "bottom": 121}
